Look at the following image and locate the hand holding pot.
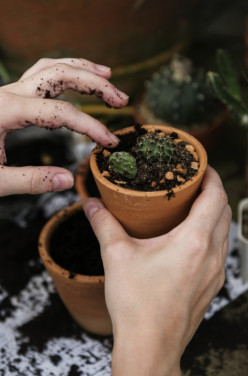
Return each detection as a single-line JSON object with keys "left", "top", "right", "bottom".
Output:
{"left": 83, "top": 166, "right": 232, "bottom": 376}
{"left": 0, "top": 57, "right": 128, "bottom": 196}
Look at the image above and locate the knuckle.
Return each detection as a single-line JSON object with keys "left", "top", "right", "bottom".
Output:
{"left": 59, "top": 100, "right": 75, "bottom": 113}
{"left": 29, "top": 170, "right": 39, "bottom": 194}
{"left": 38, "top": 57, "right": 53, "bottom": 66}
{"left": 91, "top": 207, "right": 109, "bottom": 228}
{"left": 211, "top": 255, "right": 223, "bottom": 275}
{"left": 215, "top": 186, "right": 228, "bottom": 206}
{"left": 190, "top": 230, "right": 210, "bottom": 254}
{"left": 53, "top": 62, "right": 69, "bottom": 72}
{"left": 29, "top": 169, "right": 49, "bottom": 194}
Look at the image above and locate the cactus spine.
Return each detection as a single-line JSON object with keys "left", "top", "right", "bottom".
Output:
{"left": 207, "top": 49, "right": 248, "bottom": 126}
{"left": 145, "top": 55, "right": 215, "bottom": 126}
{"left": 109, "top": 152, "right": 137, "bottom": 179}
{"left": 136, "top": 132, "right": 175, "bottom": 162}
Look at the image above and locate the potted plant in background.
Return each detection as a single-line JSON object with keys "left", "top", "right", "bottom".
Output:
{"left": 90, "top": 124, "right": 207, "bottom": 238}
{"left": 207, "top": 48, "right": 248, "bottom": 281}
{"left": 134, "top": 54, "right": 228, "bottom": 152}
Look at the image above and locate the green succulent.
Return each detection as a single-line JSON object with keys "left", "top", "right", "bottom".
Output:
{"left": 109, "top": 151, "right": 137, "bottom": 179}
{"left": 145, "top": 55, "right": 215, "bottom": 126}
{"left": 136, "top": 132, "right": 175, "bottom": 162}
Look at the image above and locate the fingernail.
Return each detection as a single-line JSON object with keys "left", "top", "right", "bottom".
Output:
{"left": 83, "top": 199, "right": 104, "bottom": 219}
{"left": 115, "top": 88, "right": 129, "bottom": 101}
{"left": 53, "top": 173, "right": 74, "bottom": 191}
{"left": 108, "top": 131, "right": 120, "bottom": 145}
{"left": 96, "top": 64, "right": 111, "bottom": 73}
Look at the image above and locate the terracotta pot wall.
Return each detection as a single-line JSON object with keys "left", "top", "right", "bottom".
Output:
{"left": 0, "top": 1, "right": 196, "bottom": 83}
{"left": 38, "top": 202, "right": 112, "bottom": 335}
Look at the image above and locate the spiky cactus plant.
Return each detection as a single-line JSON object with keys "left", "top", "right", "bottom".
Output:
{"left": 207, "top": 49, "right": 248, "bottom": 126}
{"left": 109, "top": 151, "right": 137, "bottom": 179}
{"left": 108, "top": 132, "right": 176, "bottom": 179}
{"left": 145, "top": 55, "right": 215, "bottom": 126}
{"left": 136, "top": 132, "right": 175, "bottom": 162}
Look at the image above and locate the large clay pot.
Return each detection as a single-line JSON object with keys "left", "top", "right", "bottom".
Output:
{"left": 0, "top": 1, "right": 196, "bottom": 94}
{"left": 90, "top": 124, "right": 207, "bottom": 238}
{"left": 38, "top": 202, "right": 112, "bottom": 335}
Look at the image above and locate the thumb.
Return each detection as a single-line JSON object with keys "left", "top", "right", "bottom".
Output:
{"left": 0, "top": 166, "right": 74, "bottom": 196}
{"left": 83, "top": 198, "right": 127, "bottom": 250}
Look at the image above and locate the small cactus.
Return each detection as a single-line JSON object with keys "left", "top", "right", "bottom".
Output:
{"left": 145, "top": 55, "right": 215, "bottom": 126}
{"left": 136, "top": 132, "right": 175, "bottom": 162}
{"left": 109, "top": 151, "right": 137, "bottom": 179}
{"left": 207, "top": 49, "right": 248, "bottom": 126}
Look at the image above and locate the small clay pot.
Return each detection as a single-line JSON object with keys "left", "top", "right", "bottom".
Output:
{"left": 38, "top": 202, "right": 112, "bottom": 335}
{"left": 90, "top": 124, "right": 208, "bottom": 238}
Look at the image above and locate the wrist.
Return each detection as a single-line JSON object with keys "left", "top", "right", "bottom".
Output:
{"left": 111, "top": 326, "right": 181, "bottom": 376}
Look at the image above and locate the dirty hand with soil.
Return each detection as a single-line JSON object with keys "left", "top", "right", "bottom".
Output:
{"left": 84, "top": 166, "right": 232, "bottom": 376}
{"left": 0, "top": 57, "right": 128, "bottom": 196}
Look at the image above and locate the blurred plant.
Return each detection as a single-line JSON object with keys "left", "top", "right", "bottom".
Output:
{"left": 0, "top": 59, "right": 10, "bottom": 84}
{"left": 207, "top": 49, "right": 248, "bottom": 126}
{"left": 144, "top": 54, "right": 216, "bottom": 126}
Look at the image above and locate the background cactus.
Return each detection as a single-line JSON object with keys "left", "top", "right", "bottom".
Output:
{"left": 207, "top": 49, "right": 248, "bottom": 126}
{"left": 109, "top": 151, "right": 137, "bottom": 179}
{"left": 145, "top": 54, "right": 216, "bottom": 126}
{"left": 136, "top": 132, "right": 175, "bottom": 162}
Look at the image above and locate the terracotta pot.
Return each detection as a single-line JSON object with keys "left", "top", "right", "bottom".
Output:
{"left": 75, "top": 157, "right": 100, "bottom": 202}
{"left": 38, "top": 202, "right": 112, "bottom": 335}
{"left": 133, "top": 94, "right": 228, "bottom": 153}
{"left": 90, "top": 125, "right": 207, "bottom": 239}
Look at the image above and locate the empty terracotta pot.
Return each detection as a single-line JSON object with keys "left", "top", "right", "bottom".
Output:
{"left": 90, "top": 124, "right": 208, "bottom": 238}
{"left": 38, "top": 202, "right": 112, "bottom": 335}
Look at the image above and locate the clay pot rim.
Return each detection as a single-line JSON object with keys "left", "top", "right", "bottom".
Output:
{"left": 75, "top": 156, "right": 91, "bottom": 202}
{"left": 90, "top": 124, "right": 208, "bottom": 197}
{"left": 38, "top": 201, "right": 104, "bottom": 284}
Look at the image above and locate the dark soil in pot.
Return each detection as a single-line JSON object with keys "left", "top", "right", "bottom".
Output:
{"left": 50, "top": 212, "right": 103, "bottom": 276}
{"left": 97, "top": 125, "right": 199, "bottom": 193}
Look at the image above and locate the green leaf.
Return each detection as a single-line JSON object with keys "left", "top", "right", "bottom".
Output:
{"left": 216, "top": 49, "right": 241, "bottom": 100}
{"left": 207, "top": 71, "right": 248, "bottom": 125}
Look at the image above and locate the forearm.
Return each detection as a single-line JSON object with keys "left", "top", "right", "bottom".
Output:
{"left": 111, "top": 328, "right": 181, "bottom": 376}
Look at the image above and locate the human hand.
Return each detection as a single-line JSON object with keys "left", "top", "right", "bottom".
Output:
{"left": 0, "top": 58, "right": 128, "bottom": 196}
{"left": 83, "top": 166, "right": 232, "bottom": 376}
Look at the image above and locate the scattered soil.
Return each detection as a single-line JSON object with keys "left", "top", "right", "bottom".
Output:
{"left": 50, "top": 211, "right": 103, "bottom": 276}
{"left": 97, "top": 125, "right": 199, "bottom": 192}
